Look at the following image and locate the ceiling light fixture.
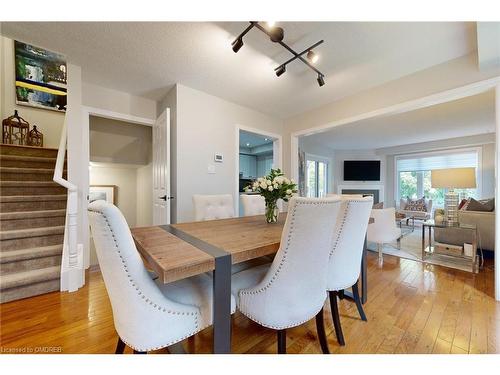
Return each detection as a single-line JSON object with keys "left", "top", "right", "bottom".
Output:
{"left": 275, "top": 65, "right": 286, "bottom": 77}
{"left": 317, "top": 74, "right": 325, "bottom": 87}
{"left": 231, "top": 22, "right": 326, "bottom": 87}
{"left": 307, "top": 50, "right": 319, "bottom": 64}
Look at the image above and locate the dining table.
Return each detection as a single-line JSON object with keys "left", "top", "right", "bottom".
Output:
{"left": 131, "top": 213, "right": 371, "bottom": 354}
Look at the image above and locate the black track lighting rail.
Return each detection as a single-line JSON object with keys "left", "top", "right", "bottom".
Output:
{"left": 231, "top": 21, "right": 326, "bottom": 86}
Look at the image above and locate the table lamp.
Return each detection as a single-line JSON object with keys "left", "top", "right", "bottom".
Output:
{"left": 431, "top": 167, "right": 476, "bottom": 225}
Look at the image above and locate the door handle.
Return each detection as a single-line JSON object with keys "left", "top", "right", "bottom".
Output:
{"left": 159, "top": 195, "right": 174, "bottom": 201}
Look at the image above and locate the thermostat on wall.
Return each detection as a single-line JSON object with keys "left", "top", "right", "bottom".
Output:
{"left": 214, "top": 154, "right": 223, "bottom": 162}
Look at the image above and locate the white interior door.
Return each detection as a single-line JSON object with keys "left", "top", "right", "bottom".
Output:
{"left": 153, "top": 108, "right": 171, "bottom": 225}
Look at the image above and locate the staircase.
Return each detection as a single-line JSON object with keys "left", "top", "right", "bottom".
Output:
{"left": 0, "top": 144, "right": 67, "bottom": 303}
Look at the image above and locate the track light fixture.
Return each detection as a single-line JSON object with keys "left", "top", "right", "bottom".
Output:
{"left": 231, "top": 22, "right": 326, "bottom": 87}
{"left": 307, "top": 50, "right": 319, "bottom": 64}
{"left": 317, "top": 74, "right": 325, "bottom": 87}
{"left": 231, "top": 38, "right": 243, "bottom": 53}
{"left": 275, "top": 65, "right": 286, "bottom": 77}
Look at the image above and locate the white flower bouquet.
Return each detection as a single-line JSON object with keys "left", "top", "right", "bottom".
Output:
{"left": 248, "top": 168, "right": 298, "bottom": 223}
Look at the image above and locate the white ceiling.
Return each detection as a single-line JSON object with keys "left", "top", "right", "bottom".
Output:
{"left": 301, "top": 90, "right": 496, "bottom": 151}
{"left": 1, "top": 22, "right": 477, "bottom": 118}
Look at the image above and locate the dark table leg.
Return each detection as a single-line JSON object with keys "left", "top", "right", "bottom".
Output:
{"left": 343, "top": 235, "right": 368, "bottom": 304}
{"left": 212, "top": 253, "right": 232, "bottom": 354}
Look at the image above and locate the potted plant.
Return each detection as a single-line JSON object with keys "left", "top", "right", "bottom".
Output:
{"left": 249, "top": 168, "right": 298, "bottom": 223}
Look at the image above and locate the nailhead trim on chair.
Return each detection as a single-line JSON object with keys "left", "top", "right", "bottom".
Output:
{"left": 88, "top": 207, "right": 206, "bottom": 352}
{"left": 238, "top": 200, "right": 336, "bottom": 330}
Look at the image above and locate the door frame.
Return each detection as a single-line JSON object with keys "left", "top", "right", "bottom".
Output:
{"left": 235, "top": 125, "right": 283, "bottom": 216}
{"left": 81, "top": 106, "right": 154, "bottom": 268}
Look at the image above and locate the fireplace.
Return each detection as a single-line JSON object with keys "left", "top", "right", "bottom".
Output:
{"left": 340, "top": 189, "right": 380, "bottom": 204}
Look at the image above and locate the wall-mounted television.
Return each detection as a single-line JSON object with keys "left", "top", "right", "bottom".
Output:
{"left": 343, "top": 160, "right": 381, "bottom": 181}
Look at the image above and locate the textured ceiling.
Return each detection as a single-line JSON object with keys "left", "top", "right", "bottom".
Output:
{"left": 301, "top": 90, "right": 496, "bottom": 150}
{"left": 1, "top": 22, "right": 477, "bottom": 118}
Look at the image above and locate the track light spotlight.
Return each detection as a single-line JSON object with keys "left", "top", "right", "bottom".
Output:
{"left": 317, "top": 74, "right": 325, "bottom": 87}
{"left": 307, "top": 50, "right": 319, "bottom": 64}
{"left": 232, "top": 37, "right": 244, "bottom": 53}
{"left": 275, "top": 65, "right": 286, "bottom": 77}
{"left": 269, "top": 27, "right": 284, "bottom": 42}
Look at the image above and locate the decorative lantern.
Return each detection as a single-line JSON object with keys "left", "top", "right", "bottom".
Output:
{"left": 28, "top": 125, "right": 44, "bottom": 147}
{"left": 2, "top": 110, "right": 29, "bottom": 146}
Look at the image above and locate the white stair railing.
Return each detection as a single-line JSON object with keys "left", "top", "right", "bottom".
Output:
{"left": 53, "top": 118, "right": 84, "bottom": 292}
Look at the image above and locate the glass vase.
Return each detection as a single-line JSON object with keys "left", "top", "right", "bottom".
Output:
{"left": 265, "top": 200, "right": 279, "bottom": 223}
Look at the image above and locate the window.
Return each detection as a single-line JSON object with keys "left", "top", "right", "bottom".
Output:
{"left": 396, "top": 149, "right": 480, "bottom": 207}
{"left": 306, "top": 155, "right": 329, "bottom": 197}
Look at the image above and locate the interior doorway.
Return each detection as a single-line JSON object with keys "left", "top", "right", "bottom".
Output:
{"left": 235, "top": 126, "right": 282, "bottom": 216}
{"left": 88, "top": 115, "right": 153, "bottom": 266}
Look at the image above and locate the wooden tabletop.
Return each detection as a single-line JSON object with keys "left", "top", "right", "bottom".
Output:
{"left": 131, "top": 214, "right": 285, "bottom": 284}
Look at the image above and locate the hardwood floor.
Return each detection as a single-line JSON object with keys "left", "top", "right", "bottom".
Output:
{"left": 1, "top": 252, "right": 499, "bottom": 354}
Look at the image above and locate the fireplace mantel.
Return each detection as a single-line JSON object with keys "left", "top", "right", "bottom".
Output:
{"left": 337, "top": 184, "right": 384, "bottom": 204}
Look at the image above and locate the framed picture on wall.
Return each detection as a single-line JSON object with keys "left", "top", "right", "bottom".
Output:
{"left": 89, "top": 185, "right": 116, "bottom": 204}
{"left": 14, "top": 40, "right": 67, "bottom": 112}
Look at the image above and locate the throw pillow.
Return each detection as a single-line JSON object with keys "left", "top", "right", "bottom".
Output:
{"left": 466, "top": 198, "right": 495, "bottom": 212}
{"left": 372, "top": 202, "right": 384, "bottom": 209}
{"left": 406, "top": 197, "right": 427, "bottom": 212}
{"left": 458, "top": 198, "right": 468, "bottom": 210}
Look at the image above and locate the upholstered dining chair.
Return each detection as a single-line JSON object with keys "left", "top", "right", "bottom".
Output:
{"left": 231, "top": 196, "right": 342, "bottom": 354}
{"left": 240, "top": 194, "right": 266, "bottom": 216}
{"left": 88, "top": 200, "right": 235, "bottom": 354}
{"left": 367, "top": 207, "right": 402, "bottom": 264}
{"left": 316, "top": 195, "right": 373, "bottom": 351}
{"left": 192, "top": 194, "right": 235, "bottom": 221}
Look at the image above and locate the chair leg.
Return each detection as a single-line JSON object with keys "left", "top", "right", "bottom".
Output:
{"left": 315, "top": 308, "right": 330, "bottom": 354}
{"left": 377, "top": 243, "right": 384, "bottom": 264}
{"left": 329, "top": 291, "right": 345, "bottom": 346}
{"left": 277, "top": 329, "right": 286, "bottom": 354}
{"left": 352, "top": 282, "right": 367, "bottom": 322}
{"left": 115, "top": 337, "right": 126, "bottom": 354}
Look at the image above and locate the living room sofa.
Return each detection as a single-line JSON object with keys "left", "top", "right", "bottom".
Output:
{"left": 434, "top": 209, "right": 495, "bottom": 252}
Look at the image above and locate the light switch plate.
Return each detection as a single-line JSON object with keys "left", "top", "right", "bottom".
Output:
{"left": 214, "top": 153, "right": 223, "bottom": 162}
{"left": 208, "top": 164, "right": 216, "bottom": 174}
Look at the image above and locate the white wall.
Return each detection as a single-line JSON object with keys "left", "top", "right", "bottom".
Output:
{"left": 1, "top": 36, "right": 65, "bottom": 148}
{"left": 136, "top": 163, "right": 153, "bottom": 227}
{"left": 174, "top": 84, "right": 283, "bottom": 222}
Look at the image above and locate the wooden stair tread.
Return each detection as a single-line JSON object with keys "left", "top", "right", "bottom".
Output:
{"left": 0, "top": 195, "right": 67, "bottom": 202}
{"left": 0, "top": 209, "right": 66, "bottom": 220}
{"left": 0, "top": 154, "right": 57, "bottom": 162}
{"left": 0, "top": 265, "right": 61, "bottom": 290}
{"left": 0, "top": 167, "right": 60, "bottom": 174}
{"left": 0, "top": 181, "right": 62, "bottom": 186}
{"left": 0, "top": 245, "right": 63, "bottom": 264}
{"left": 0, "top": 226, "right": 65, "bottom": 240}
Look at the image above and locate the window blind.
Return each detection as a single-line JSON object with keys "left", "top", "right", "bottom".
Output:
{"left": 396, "top": 150, "right": 478, "bottom": 172}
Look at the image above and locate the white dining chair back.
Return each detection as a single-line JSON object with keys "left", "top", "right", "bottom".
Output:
{"left": 240, "top": 194, "right": 266, "bottom": 216}
{"left": 88, "top": 200, "right": 232, "bottom": 352}
{"left": 235, "top": 196, "right": 342, "bottom": 330}
{"left": 193, "top": 194, "right": 235, "bottom": 221}
{"left": 327, "top": 196, "right": 373, "bottom": 291}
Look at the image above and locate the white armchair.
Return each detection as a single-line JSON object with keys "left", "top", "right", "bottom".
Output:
{"left": 192, "top": 194, "right": 235, "bottom": 221}
{"left": 240, "top": 194, "right": 266, "bottom": 216}
{"left": 231, "top": 197, "right": 342, "bottom": 354}
{"left": 88, "top": 200, "right": 235, "bottom": 353}
{"left": 367, "top": 207, "right": 402, "bottom": 264}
